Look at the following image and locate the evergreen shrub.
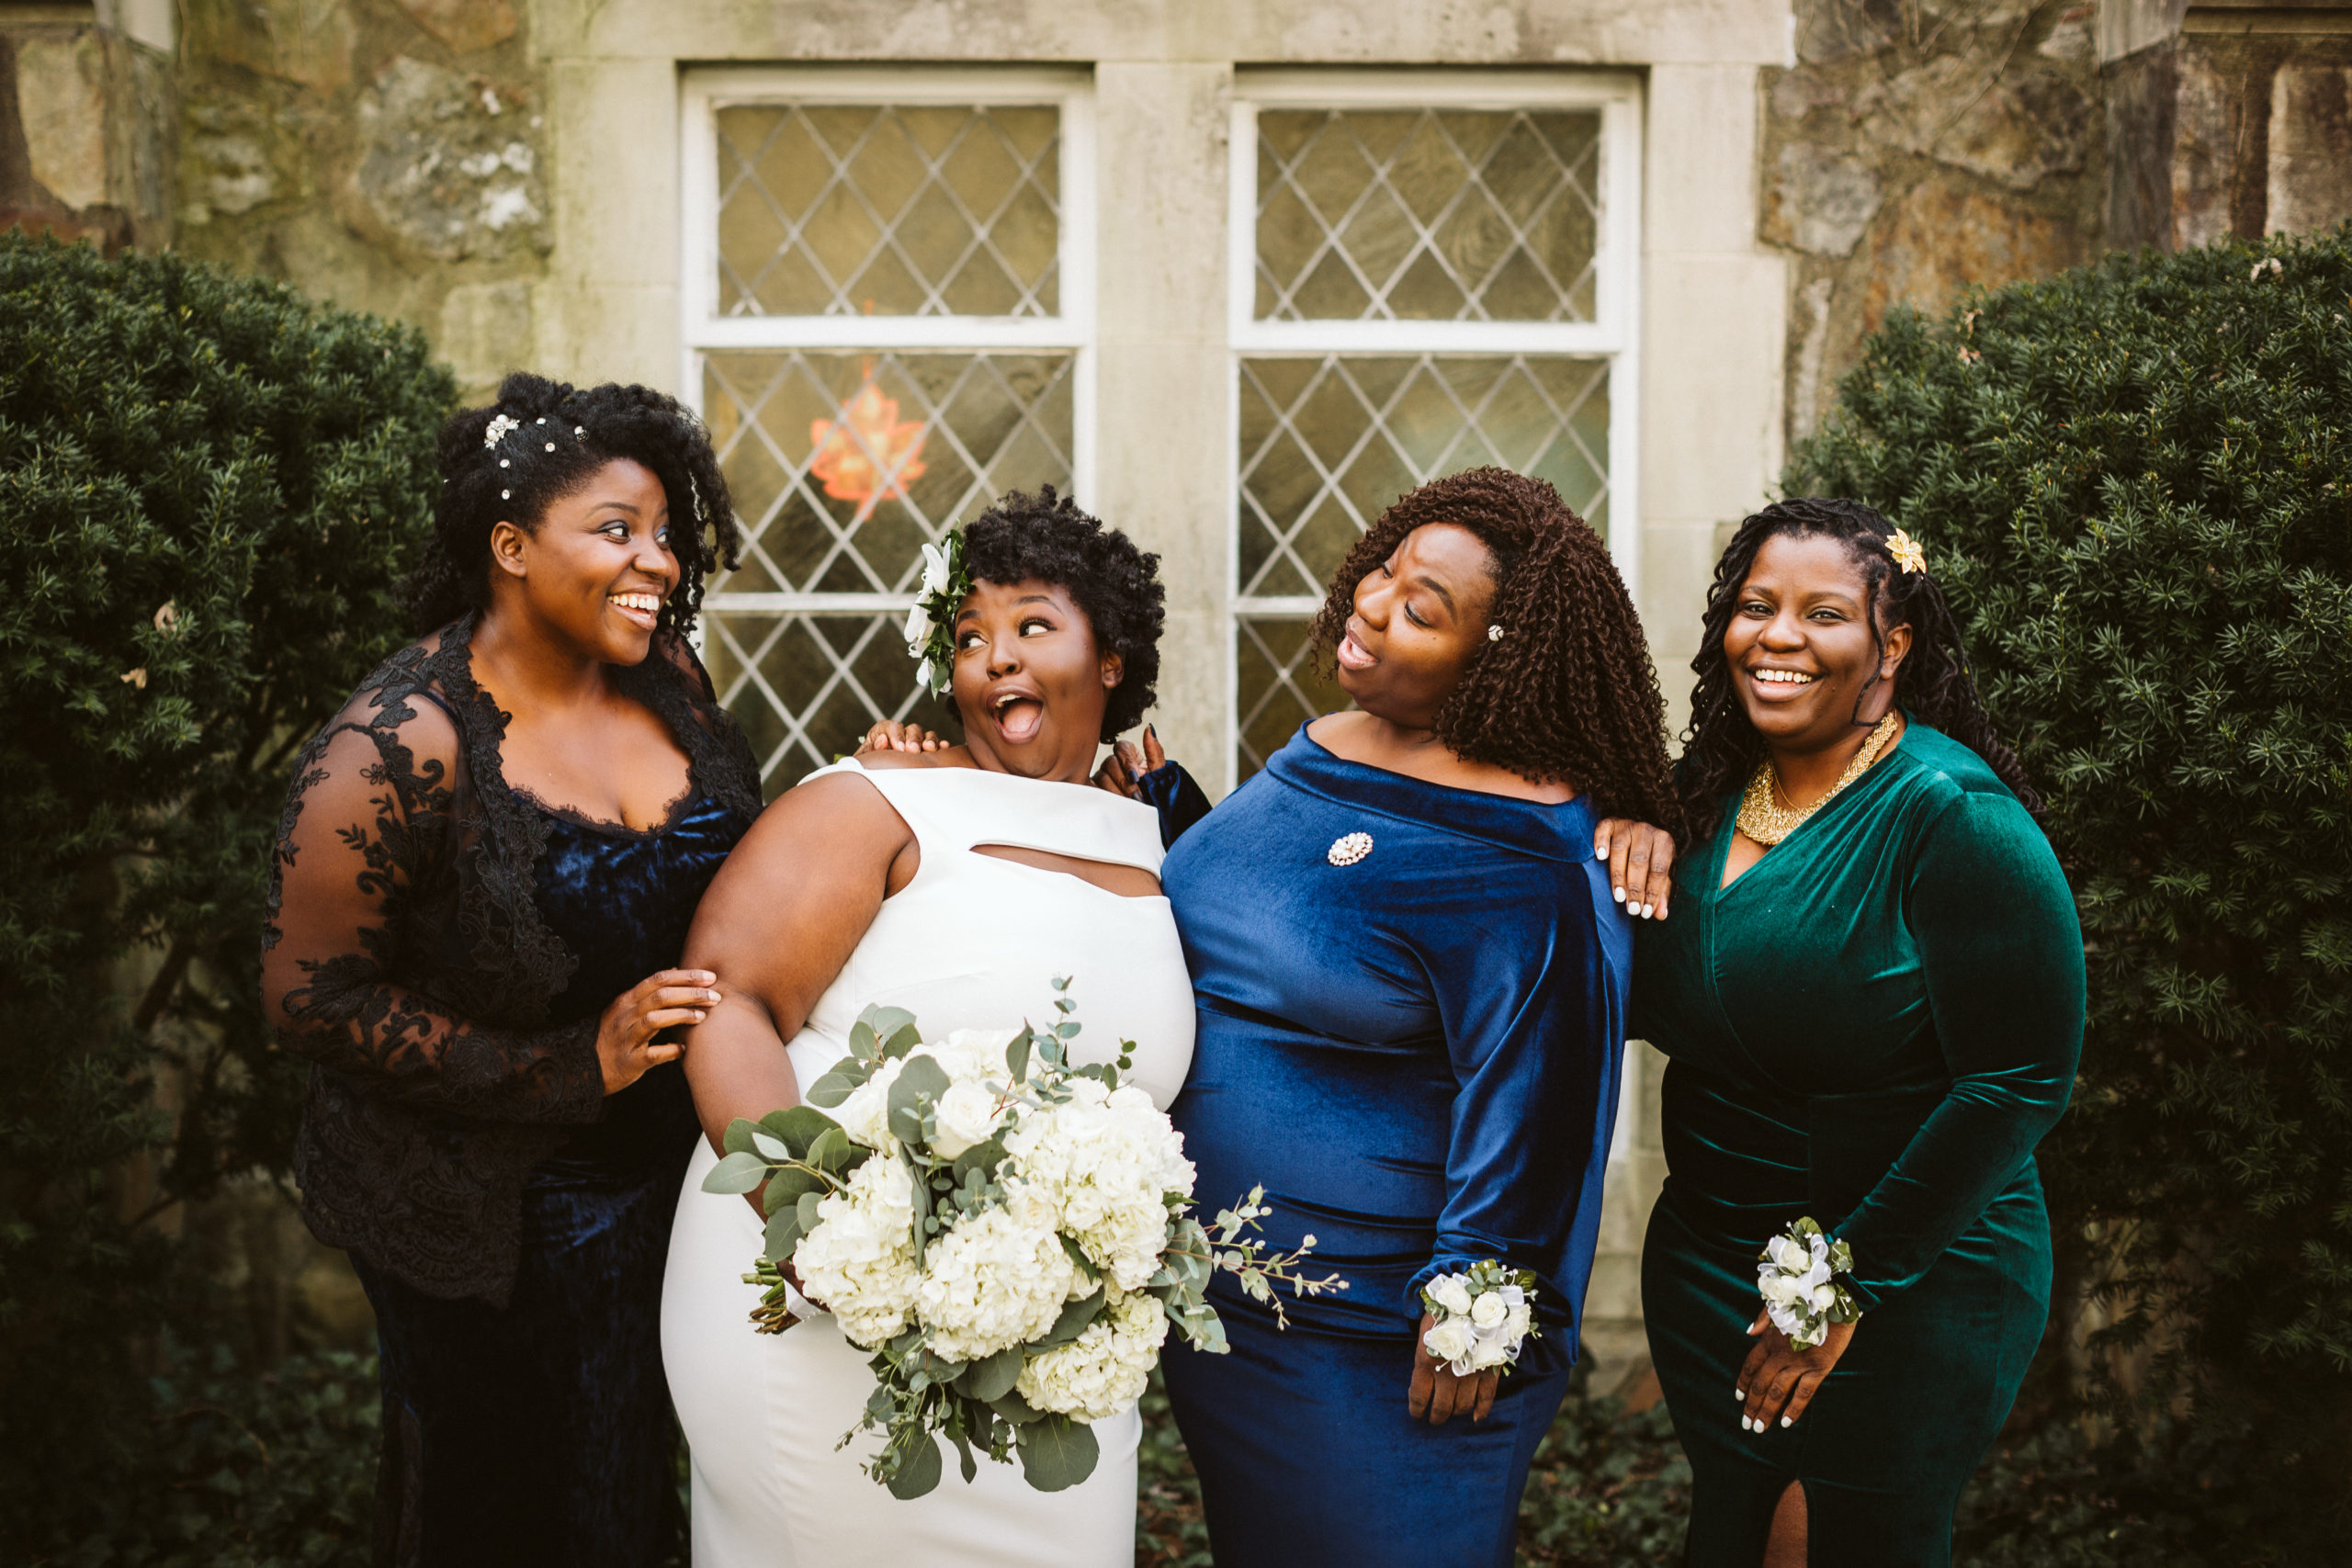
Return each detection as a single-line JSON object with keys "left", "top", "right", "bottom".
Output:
{"left": 1787, "top": 224, "right": 2352, "bottom": 1562}
{"left": 0, "top": 232, "right": 452, "bottom": 1555}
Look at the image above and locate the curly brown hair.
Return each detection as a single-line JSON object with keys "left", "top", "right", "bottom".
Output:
{"left": 1307, "top": 468, "right": 1683, "bottom": 836}
{"left": 1678, "top": 496, "right": 2041, "bottom": 842}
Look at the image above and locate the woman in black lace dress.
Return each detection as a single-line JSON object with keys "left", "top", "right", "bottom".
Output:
{"left": 262, "top": 374, "right": 763, "bottom": 1566}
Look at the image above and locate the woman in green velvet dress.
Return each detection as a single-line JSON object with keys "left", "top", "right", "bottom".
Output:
{"left": 1633, "top": 498, "right": 2084, "bottom": 1567}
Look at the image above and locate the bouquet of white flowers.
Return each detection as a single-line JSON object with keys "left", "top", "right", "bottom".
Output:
{"left": 702, "top": 978, "right": 1345, "bottom": 1498}
{"left": 1418, "top": 1259, "right": 1539, "bottom": 1375}
{"left": 1756, "top": 1215, "right": 1859, "bottom": 1351}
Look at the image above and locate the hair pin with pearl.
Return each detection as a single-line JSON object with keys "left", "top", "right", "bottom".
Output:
{"left": 1487, "top": 624, "right": 1504, "bottom": 642}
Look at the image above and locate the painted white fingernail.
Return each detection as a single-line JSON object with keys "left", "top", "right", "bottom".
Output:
{"left": 1734, "top": 1387, "right": 1745, "bottom": 1399}
{"left": 1613, "top": 886, "right": 1624, "bottom": 901}
{"left": 1781, "top": 1416, "right": 1792, "bottom": 1428}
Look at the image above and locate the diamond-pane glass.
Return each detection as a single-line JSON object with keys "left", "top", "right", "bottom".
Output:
{"left": 1256, "top": 108, "right": 1599, "bottom": 322}
{"left": 704, "top": 351, "right": 1075, "bottom": 594}
{"left": 717, "top": 104, "right": 1060, "bottom": 317}
{"left": 1236, "top": 619, "right": 1350, "bottom": 780}
{"left": 1236, "top": 355, "right": 1609, "bottom": 600}
{"left": 705, "top": 612, "right": 964, "bottom": 796}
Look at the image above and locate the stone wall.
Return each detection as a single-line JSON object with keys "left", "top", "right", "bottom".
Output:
{"left": 0, "top": 2, "right": 173, "bottom": 252}
{"left": 175, "top": 0, "right": 551, "bottom": 401}
{"left": 1763, "top": 0, "right": 2111, "bottom": 446}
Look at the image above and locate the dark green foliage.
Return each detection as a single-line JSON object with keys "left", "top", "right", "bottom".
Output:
{"left": 37, "top": 1345, "right": 382, "bottom": 1568}
{"left": 1513, "top": 1373, "right": 1691, "bottom": 1565}
{"left": 1788, "top": 224, "right": 2352, "bottom": 1561}
{"left": 0, "top": 232, "right": 453, "bottom": 1555}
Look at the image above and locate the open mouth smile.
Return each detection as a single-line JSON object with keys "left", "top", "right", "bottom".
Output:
{"left": 1747, "top": 666, "right": 1819, "bottom": 699}
{"left": 1336, "top": 621, "right": 1377, "bottom": 672}
{"left": 986, "top": 688, "right": 1045, "bottom": 743}
{"left": 609, "top": 590, "right": 662, "bottom": 630}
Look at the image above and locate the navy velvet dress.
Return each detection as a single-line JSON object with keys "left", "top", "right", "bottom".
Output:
{"left": 354, "top": 792, "right": 750, "bottom": 1567}
{"left": 1159, "top": 727, "right": 1633, "bottom": 1568}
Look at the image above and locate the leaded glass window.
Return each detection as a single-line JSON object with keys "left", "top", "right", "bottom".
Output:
{"left": 684, "top": 73, "right": 1092, "bottom": 794}
{"left": 1229, "top": 76, "right": 1640, "bottom": 782}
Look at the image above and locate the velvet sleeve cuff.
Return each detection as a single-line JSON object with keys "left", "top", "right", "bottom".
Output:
{"left": 1135, "top": 760, "right": 1215, "bottom": 850}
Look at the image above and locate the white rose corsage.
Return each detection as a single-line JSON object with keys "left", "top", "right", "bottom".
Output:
{"left": 1757, "top": 1216, "right": 1860, "bottom": 1351}
{"left": 1418, "top": 1259, "right": 1538, "bottom": 1376}
{"left": 901, "top": 530, "right": 975, "bottom": 697}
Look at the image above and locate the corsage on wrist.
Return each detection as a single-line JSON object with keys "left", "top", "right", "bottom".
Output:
{"left": 1419, "top": 1259, "right": 1538, "bottom": 1376}
{"left": 1758, "top": 1216, "right": 1860, "bottom": 1351}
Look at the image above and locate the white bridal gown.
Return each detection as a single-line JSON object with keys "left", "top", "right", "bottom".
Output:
{"left": 662, "top": 758, "right": 1197, "bottom": 1568}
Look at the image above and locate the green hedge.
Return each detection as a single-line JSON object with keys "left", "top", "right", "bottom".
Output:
{"left": 1787, "top": 225, "right": 2352, "bottom": 1562}
{"left": 0, "top": 233, "right": 452, "bottom": 1556}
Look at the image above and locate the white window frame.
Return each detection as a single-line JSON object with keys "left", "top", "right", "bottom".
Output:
{"left": 679, "top": 66, "right": 1098, "bottom": 621}
{"left": 1225, "top": 68, "right": 1645, "bottom": 718}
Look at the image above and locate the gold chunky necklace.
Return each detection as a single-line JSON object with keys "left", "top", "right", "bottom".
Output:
{"left": 1735, "top": 713, "right": 1902, "bottom": 847}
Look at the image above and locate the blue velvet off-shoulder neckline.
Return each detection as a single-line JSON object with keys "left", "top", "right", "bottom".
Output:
{"left": 1269, "top": 723, "right": 1598, "bottom": 864}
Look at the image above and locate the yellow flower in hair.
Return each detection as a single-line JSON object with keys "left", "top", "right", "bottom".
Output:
{"left": 1886, "top": 528, "right": 1927, "bottom": 575}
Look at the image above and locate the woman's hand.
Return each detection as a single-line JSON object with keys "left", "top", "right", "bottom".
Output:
{"left": 1594, "top": 818, "right": 1677, "bottom": 919}
{"left": 1093, "top": 724, "right": 1165, "bottom": 800}
{"left": 1407, "top": 1312, "right": 1498, "bottom": 1427}
{"left": 1736, "top": 1310, "right": 1857, "bottom": 1433}
{"left": 859, "top": 719, "right": 947, "bottom": 754}
{"left": 594, "top": 968, "right": 720, "bottom": 1094}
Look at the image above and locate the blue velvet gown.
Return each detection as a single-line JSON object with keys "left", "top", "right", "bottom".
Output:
{"left": 1158, "top": 727, "right": 1633, "bottom": 1568}
{"left": 354, "top": 793, "right": 751, "bottom": 1568}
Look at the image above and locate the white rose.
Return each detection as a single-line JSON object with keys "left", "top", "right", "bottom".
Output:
{"left": 928, "top": 1079, "right": 1002, "bottom": 1159}
{"left": 1470, "top": 1292, "right": 1509, "bottom": 1329}
{"left": 1423, "top": 1319, "right": 1475, "bottom": 1365}
{"left": 1765, "top": 1234, "right": 1810, "bottom": 1273}
{"left": 830, "top": 1055, "right": 906, "bottom": 1153}
{"left": 1759, "top": 1273, "right": 1803, "bottom": 1308}
{"left": 1429, "top": 1275, "right": 1475, "bottom": 1317}
{"left": 1811, "top": 1283, "right": 1838, "bottom": 1312}
{"left": 1504, "top": 1303, "right": 1533, "bottom": 1339}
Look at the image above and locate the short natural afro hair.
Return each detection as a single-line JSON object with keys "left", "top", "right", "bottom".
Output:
{"left": 961, "top": 486, "right": 1164, "bottom": 743}
{"left": 1309, "top": 467, "right": 1683, "bottom": 835}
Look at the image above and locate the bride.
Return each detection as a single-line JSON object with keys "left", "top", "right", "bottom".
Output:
{"left": 661, "top": 488, "right": 1193, "bottom": 1566}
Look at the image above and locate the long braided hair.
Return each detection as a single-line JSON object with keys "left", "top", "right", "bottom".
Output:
{"left": 1307, "top": 468, "right": 1683, "bottom": 835}
{"left": 402, "top": 372, "right": 742, "bottom": 640}
{"left": 1679, "top": 497, "right": 2041, "bottom": 841}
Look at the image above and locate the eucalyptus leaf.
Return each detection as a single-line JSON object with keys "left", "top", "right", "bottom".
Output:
{"left": 1005, "top": 1027, "right": 1033, "bottom": 1084}
{"left": 763, "top": 1205, "right": 807, "bottom": 1262}
{"left": 805, "top": 1058, "right": 870, "bottom": 1109}
{"left": 1035, "top": 1287, "right": 1106, "bottom": 1351}
{"left": 761, "top": 1165, "right": 824, "bottom": 1216}
{"left": 795, "top": 1190, "right": 824, "bottom": 1236}
{"left": 1014, "top": 1416, "right": 1100, "bottom": 1494}
{"left": 763, "top": 1105, "right": 838, "bottom": 1160}
{"left": 887, "top": 1054, "right": 953, "bottom": 1144}
{"left": 700, "top": 1150, "right": 769, "bottom": 1194}
{"left": 807, "top": 1125, "right": 852, "bottom": 1173}
{"left": 954, "top": 1346, "right": 1025, "bottom": 1404}
{"left": 751, "top": 1130, "right": 790, "bottom": 1162}
{"left": 721, "top": 1118, "right": 763, "bottom": 1157}
{"left": 878, "top": 1021, "right": 922, "bottom": 1060}
{"left": 1059, "top": 1233, "right": 1101, "bottom": 1282}
{"left": 950, "top": 1425, "right": 978, "bottom": 1484}
{"left": 950, "top": 1137, "right": 1007, "bottom": 1184}
{"left": 857, "top": 1003, "right": 918, "bottom": 1040}
{"left": 886, "top": 1431, "right": 944, "bottom": 1500}
{"left": 987, "top": 1389, "right": 1046, "bottom": 1426}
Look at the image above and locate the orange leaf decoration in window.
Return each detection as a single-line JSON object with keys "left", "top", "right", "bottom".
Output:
{"left": 809, "top": 363, "right": 929, "bottom": 520}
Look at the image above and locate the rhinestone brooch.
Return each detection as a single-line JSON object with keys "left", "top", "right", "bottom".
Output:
{"left": 1327, "top": 831, "right": 1374, "bottom": 867}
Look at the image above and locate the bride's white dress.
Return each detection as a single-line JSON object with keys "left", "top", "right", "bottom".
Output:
{"left": 662, "top": 758, "right": 1196, "bottom": 1567}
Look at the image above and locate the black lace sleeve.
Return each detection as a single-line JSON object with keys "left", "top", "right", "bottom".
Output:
{"left": 261, "top": 697, "right": 605, "bottom": 1124}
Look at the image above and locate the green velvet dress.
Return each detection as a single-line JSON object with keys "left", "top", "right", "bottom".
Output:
{"left": 1632, "top": 720, "right": 2084, "bottom": 1566}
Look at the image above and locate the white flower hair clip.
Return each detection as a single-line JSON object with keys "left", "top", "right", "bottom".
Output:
{"left": 482, "top": 412, "right": 521, "bottom": 448}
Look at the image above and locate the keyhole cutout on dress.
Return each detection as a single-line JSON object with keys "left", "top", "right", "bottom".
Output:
{"left": 1721, "top": 829, "right": 1770, "bottom": 890}
{"left": 971, "top": 844, "right": 1163, "bottom": 899}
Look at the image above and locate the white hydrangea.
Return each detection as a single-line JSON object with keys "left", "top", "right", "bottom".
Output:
{"left": 1016, "top": 1290, "right": 1170, "bottom": 1422}
{"left": 911, "top": 1199, "right": 1077, "bottom": 1362}
{"left": 1001, "top": 1078, "right": 1193, "bottom": 1293}
{"left": 794, "top": 1155, "right": 921, "bottom": 1348}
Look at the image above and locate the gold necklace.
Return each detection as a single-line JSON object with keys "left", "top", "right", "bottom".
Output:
{"left": 1736, "top": 713, "right": 1901, "bottom": 847}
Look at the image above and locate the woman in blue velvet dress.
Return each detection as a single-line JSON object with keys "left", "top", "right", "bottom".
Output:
{"left": 1151, "top": 469, "right": 1684, "bottom": 1568}
{"left": 262, "top": 375, "right": 763, "bottom": 1566}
